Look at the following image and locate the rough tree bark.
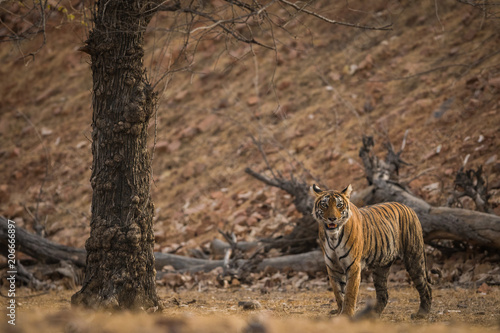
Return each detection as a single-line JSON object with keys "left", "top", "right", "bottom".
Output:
{"left": 71, "top": 0, "right": 159, "bottom": 310}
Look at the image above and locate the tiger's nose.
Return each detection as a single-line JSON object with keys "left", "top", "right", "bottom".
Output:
{"left": 328, "top": 217, "right": 337, "bottom": 222}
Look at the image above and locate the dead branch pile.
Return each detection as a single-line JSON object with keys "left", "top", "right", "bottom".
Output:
{"left": 247, "top": 136, "right": 500, "bottom": 251}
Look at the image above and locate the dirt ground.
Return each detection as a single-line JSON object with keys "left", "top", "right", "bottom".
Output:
{"left": 2, "top": 283, "right": 499, "bottom": 333}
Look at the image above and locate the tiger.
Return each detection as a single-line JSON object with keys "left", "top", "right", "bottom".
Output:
{"left": 311, "top": 184, "right": 431, "bottom": 319}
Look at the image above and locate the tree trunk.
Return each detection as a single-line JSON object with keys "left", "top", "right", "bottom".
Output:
{"left": 71, "top": 0, "right": 159, "bottom": 310}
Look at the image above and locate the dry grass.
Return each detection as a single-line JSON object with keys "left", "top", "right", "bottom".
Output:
{"left": 3, "top": 284, "right": 499, "bottom": 332}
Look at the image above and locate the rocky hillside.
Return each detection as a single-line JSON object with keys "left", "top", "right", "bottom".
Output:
{"left": 1, "top": 0, "right": 499, "bottom": 256}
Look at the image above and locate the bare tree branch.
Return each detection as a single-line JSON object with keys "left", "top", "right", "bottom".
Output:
{"left": 278, "top": 0, "right": 393, "bottom": 30}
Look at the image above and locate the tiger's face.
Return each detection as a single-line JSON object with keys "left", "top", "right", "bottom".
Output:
{"left": 311, "top": 184, "right": 353, "bottom": 234}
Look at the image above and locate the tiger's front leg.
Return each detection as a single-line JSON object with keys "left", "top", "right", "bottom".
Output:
{"left": 341, "top": 262, "right": 361, "bottom": 317}
{"left": 326, "top": 267, "right": 345, "bottom": 315}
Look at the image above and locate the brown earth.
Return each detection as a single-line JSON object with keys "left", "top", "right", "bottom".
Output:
{"left": 2, "top": 283, "right": 500, "bottom": 332}
{"left": 1, "top": 0, "right": 500, "bottom": 331}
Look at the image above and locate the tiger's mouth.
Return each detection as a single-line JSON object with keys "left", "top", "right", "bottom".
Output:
{"left": 325, "top": 222, "right": 339, "bottom": 230}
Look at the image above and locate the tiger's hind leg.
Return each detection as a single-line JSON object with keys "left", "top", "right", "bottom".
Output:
{"left": 404, "top": 253, "right": 432, "bottom": 319}
{"left": 372, "top": 265, "right": 391, "bottom": 315}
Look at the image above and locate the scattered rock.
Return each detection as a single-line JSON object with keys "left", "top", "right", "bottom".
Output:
{"left": 488, "top": 76, "right": 500, "bottom": 88}
{"left": 238, "top": 300, "right": 262, "bottom": 310}
{"left": 0, "top": 184, "right": 10, "bottom": 203}
{"left": 76, "top": 141, "right": 87, "bottom": 149}
{"left": 277, "top": 81, "right": 291, "bottom": 91}
{"left": 358, "top": 54, "right": 373, "bottom": 71}
{"left": 174, "top": 90, "right": 188, "bottom": 102}
{"left": 41, "top": 127, "right": 53, "bottom": 136}
{"left": 477, "top": 282, "right": 491, "bottom": 294}
{"left": 155, "top": 140, "right": 169, "bottom": 153}
{"left": 485, "top": 155, "right": 497, "bottom": 165}
{"left": 9, "top": 147, "right": 20, "bottom": 158}
{"left": 168, "top": 140, "right": 182, "bottom": 152}
{"left": 197, "top": 114, "right": 220, "bottom": 133}
{"left": 154, "top": 230, "right": 166, "bottom": 243}
{"left": 179, "top": 126, "right": 199, "bottom": 139}
{"left": 422, "top": 182, "right": 439, "bottom": 192}
{"left": 218, "top": 99, "right": 229, "bottom": 108}
{"left": 247, "top": 96, "right": 259, "bottom": 106}
{"left": 184, "top": 203, "right": 207, "bottom": 215}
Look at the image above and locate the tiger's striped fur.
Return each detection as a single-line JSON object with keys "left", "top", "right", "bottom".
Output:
{"left": 311, "top": 184, "right": 431, "bottom": 318}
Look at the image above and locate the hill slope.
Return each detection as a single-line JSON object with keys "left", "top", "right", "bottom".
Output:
{"left": 0, "top": 1, "right": 499, "bottom": 255}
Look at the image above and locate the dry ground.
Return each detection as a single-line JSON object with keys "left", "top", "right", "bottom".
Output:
{"left": 2, "top": 284, "right": 499, "bottom": 333}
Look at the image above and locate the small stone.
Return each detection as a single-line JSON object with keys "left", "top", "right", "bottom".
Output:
{"left": 179, "top": 126, "right": 199, "bottom": 139}
{"left": 477, "top": 282, "right": 491, "bottom": 294}
{"left": 76, "top": 141, "right": 87, "bottom": 149}
{"left": 277, "top": 80, "right": 291, "bottom": 91}
{"left": 174, "top": 90, "right": 188, "bottom": 102}
{"left": 488, "top": 76, "right": 500, "bottom": 88}
{"left": 155, "top": 141, "right": 169, "bottom": 153}
{"left": 10, "top": 147, "right": 20, "bottom": 158}
{"left": 0, "top": 184, "right": 10, "bottom": 203}
{"left": 197, "top": 114, "right": 220, "bottom": 133}
{"left": 41, "top": 127, "right": 53, "bottom": 136}
{"left": 238, "top": 300, "right": 262, "bottom": 310}
{"left": 247, "top": 96, "right": 259, "bottom": 106}
{"left": 485, "top": 155, "right": 497, "bottom": 165}
{"left": 168, "top": 140, "right": 181, "bottom": 152}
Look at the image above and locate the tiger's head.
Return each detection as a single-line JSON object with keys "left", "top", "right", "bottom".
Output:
{"left": 310, "top": 184, "right": 353, "bottom": 234}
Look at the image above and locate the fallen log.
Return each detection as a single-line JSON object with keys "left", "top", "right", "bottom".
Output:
{"left": 358, "top": 183, "right": 500, "bottom": 249}
{"left": 210, "top": 238, "right": 259, "bottom": 259}
{"left": 0, "top": 217, "right": 324, "bottom": 274}
{"left": 157, "top": 250, "right": 324, "bottom": 273}
{"left": 0, "top": 216, "right": 86, "bottom": 266}
{"left": 246, "top": 136, "right": 500, "bottom": 251}
{"left": 255, "top": 250, "right": 323, "bottom": 272}
{"left": 356, "top": 137, "right": 500, "bottom": 250}
{"left": 245, "top": 170, "right": 500, "bottom": 251}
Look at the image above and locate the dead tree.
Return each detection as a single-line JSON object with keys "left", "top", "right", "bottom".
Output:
{"left": 247, "top": 137, "right": 500, "bottom": 251}
{"left": 447, "top": 166, "right": 493, "bottom": 214}
{"left": 0, "top": 217, "right": 86, "bottom": 266}
{"left": 244, "top": 167, "right": 318, "bottom": 254}
{"left": 356, "top": 136, "right": 500, "bottom": 249}
{"left": 358, "top": 134, "right": 410, "bottom": 186}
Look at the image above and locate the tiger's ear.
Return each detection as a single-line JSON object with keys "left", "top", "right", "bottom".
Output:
{"left": 310, "top": 184, "right": 323, "bottom": 197}
{"left": 341, "top": 184, "right": 353, "bottom": 199}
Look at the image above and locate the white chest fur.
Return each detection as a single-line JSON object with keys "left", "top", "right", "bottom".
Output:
{"left": 322, "top": 227, "right": 352, "bottom": 273}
